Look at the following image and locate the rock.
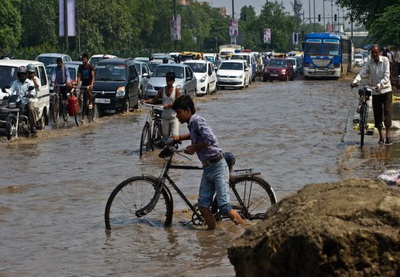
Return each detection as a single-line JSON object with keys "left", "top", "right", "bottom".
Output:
{"left": 228, "top": 179, "right": 400, "bottom": 277}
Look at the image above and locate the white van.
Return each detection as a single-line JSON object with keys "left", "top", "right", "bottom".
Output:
{"left": 0, "top": 60, "right": 51, "bottom": 127}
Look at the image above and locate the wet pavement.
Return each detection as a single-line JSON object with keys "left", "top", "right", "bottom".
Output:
{"left": 1, "top": 77, "right": 400, "bottom": 276}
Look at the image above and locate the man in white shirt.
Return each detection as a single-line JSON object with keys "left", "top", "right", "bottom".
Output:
{"left": 351, "top": 44, "right": 393, "bottom": 145}
{"left": 9, "top": 66, "right": 39, "bottom": 133}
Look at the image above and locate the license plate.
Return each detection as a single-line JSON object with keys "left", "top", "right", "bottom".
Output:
{"left": 270, "top": 74, "right": 278, "bottom": 77}
{"left": 95, "top": 98, "right": 110, "bottom": 104}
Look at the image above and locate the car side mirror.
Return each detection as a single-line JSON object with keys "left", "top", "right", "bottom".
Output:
{"left": 143, "top": 73, "right": 149, "bottom": 78}
{"left": 1, "top": 88, "right": 6, "bottom": 93}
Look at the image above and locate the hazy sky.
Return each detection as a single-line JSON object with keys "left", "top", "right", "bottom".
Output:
{"left": 200, "top": 0, "right": 347, "bottom": 21}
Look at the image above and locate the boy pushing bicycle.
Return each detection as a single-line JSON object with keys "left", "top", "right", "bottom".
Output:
{"left": 171, "top": 95, "right": 244, "bottom": 230}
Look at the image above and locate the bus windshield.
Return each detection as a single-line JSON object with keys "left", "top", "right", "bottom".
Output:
{"left": 322, "top": 39, "right": 340, "bottom": 56}
{"left": 304, "top": 39, "right": 321, "bottom": 55}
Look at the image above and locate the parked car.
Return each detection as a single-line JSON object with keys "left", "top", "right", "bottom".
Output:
{"left": 92, "top": 58, "right": 139, "bottom": 114}
{"left": 216, "top": 60, "right": 251, "bottom": 89}
{"left": 230, "top": 52, "right": 257, "bottom": 81}
{"left": 89, "top": 54, "right": 117, "bottom": 65}
{"left": 134, "top": 61, "right": 151, "bottom": 99}
{"left": 184, "top": 60, "right": 217, "bottom": 96}
{"left": 143, "top": 64, "right": 197, "bottom": 99}
{"left": 262, "top": 58, "right": 294, "bottom": 81}
{"left": 35, "top": 53, "right": 72, "bottom": 66}
{"left": 354, "top": 54, "right": 364, "bottom": 67}
{"left": 362, "top": 52, "right": 369, "bottom": 64}
{"left": 0, "top": 59, "right": 50, "bottom": 127}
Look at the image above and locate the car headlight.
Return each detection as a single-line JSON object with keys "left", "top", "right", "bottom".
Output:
{"left": 238, "top": 74, "right": 243, "bottom": 79}
{"left": 116, "top": 86, "right": 125, "bottom": 97}
{"left": 9, "top": 102, "right": 16, "bottom": 108}
{"left": 200, "top": 75, "right": 207, "bottom": 82}
{"left": 281, "top": 69, "right": 286, "bottom": 74}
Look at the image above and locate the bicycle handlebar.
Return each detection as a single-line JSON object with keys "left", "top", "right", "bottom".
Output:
{"left": 141, "top": 102, "right": 163, "bottom": 109}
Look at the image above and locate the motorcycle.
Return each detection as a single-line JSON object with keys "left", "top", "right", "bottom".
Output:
{"left": 0, "top": 86, "right": 35, "bottom": 140}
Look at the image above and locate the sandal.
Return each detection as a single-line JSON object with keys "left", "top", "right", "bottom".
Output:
{"left": 385, "top": 138, "right": 393, "bottom": 145}
{"left": 378, "top": 139, "right": 384, "bottom": 144}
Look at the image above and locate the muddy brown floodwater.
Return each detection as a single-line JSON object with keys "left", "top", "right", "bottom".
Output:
{"left": 1, "top": 78, "right": 400, "bottom": 276}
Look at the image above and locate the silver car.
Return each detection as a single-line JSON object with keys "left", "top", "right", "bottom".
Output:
{"left": 134, "top": 61, "right": 151, "bottom": 99}
{"left": 144, "top": 64, "right": 197, "bottom": 99}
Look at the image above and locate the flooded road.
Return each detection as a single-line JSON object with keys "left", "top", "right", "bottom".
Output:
{"left": 1, "top": 78, "right": 400, "bottom": 276}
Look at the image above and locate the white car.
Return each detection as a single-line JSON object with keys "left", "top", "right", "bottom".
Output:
{"left": 216, "top": 60, "right": 251, "bottom": 89}
{"left": 354, "top": 54, "right": 364, "bottom": 67}
{"left": 143, "top": 64, "right": 197, "bottom": 99}
{"left": 134, "top": 61, "right": 151, "bottom": 99}
{"left": 34, "top": 53, "right": 72, "bottom": 66}
{"left": 184, "top": 60, "right": 217, "bottom": 96}
{"left": 0, "top": 59, "right": 51, "bottom": 127}
{"left": 88, "top": 54, "right": 117, "bottom": 65}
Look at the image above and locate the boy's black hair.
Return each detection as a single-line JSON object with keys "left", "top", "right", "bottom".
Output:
{"left": 56, "top": 57, "right": 63, "bottom": 63}
{"left": 166, "top": 71, "right": 175, "bottom": 80}
{"left": 173, "top": 95, "right": 196, "bottom": 114}
{"left": 81, "top": 53, "right": 89, "bottom": 59}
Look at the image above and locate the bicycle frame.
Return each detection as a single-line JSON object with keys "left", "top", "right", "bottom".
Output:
{"left": 135, "top": 145, "right": 262, "bottom": 224}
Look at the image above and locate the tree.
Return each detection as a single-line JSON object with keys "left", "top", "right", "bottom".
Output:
{"left": 0, "top": 0, "right": 22, "bottom": 51}
{"left": 258, "top": 2, "right": 297, "bottom": 51}
{"left": 336, "top": 0, "right": 398, "bottom": 28}
{"left": 20, "top": 0, "right": 58, "bottom": 48}
{"left": 368, "top": 5, "right": 400, "bottom": 48}
{"left": 291, "top": 0, "right": 303, "bottom": 28}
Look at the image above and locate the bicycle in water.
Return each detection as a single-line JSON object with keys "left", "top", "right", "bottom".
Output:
{"left": 51, "top": 83, "right": 69, "bottom": 123}
{"left": 139, "top": 103, "right": 163, "bottom": 157}
{"left": 105, "top": 141, "right": 277, "bottom": 230}
{"left": 352, "top": 85, "right": 373, "bottom": 148}
{"left": 73, "top": 85, "right": 96, "bottom": 126}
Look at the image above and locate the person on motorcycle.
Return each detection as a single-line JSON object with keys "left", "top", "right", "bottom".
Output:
{"left": 8, "top": 66, "right": 40, "bottom": 133}
{"left": 51, "top": 58, "right": 71, "bottom": 101}
{"left": 27, "top": 64, "right": 40, "bottom": 90}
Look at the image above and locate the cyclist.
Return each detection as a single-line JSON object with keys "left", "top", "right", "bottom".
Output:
{"left": 141, "top": 71, "right": 180, "bottom": 141}
{"left": 76, "top": 53, "right": 95, "bottom": 109}
{"left": 51, "top": 58, "right": 71, "bottom": 101}
{"left": 350, "top": 44, "right": 393, "bottom": 145}
{"left": 8, "top": 66, "right": 39, "bottom": 133}
{"left": 171, "top": 95, "right": 244, "bottom": 230}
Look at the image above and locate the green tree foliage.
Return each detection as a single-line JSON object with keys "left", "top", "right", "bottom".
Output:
{"left": 368, "top": 5, "right": 400, "bottom": 48}
{"left": 0, "top": 0, "right": 22, "bottom": 51}
{"left": 20, "top": 0, "right": 58, "bottom": 48}
{"left": 336, "top": 0, "right": 398, "bottom": 28}
{"left": 258, "top": 2, "right": 297, "bottom": 51}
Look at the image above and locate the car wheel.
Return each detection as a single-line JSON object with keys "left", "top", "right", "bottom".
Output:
{"left": 205, "top": 85, "right": 209, "bottom": 95}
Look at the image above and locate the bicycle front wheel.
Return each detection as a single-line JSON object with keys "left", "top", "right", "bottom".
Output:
{"left": 229, "top": 175, "right": 277, "bottom": 220}
{"left": 152, "top": 119, "right": 163, "bottom": 147}
{"left": 74, "top": 95, "right": 82, "bottom": 127}
{"left": 52, "top": 94, "right": 60, "bottom": 123}
{"left": 360, "top": 103, "right": 368, "bottom": 148}
{"left": 105, "top": 176, "right": 173, "bottom": 230}
{"left": 139, "top": 122, "right": 152, "bottom": 157}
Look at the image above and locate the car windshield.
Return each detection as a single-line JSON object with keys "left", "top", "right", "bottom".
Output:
{"left": 268, "top": 60, "right": 286, "bottom": 68}
{"left": 219, "top": 62, "right": 243, "bottom": 70}
{"left": 89, "top": 57, "right": 103, "bottom": 65}
{"left": 134, "top": 64, "right": 140, "bottom": 74}
{"left": 46, "top": 66, "right": 77, "bottom": 81}
{"left": 0, "top": 66, "right": 17, "bottom": 88}
{"left": 95, "top": 64, "right": 126, "bottom": 81}
{"left": 37, "top": 57, "right": 59, "bottom": 66}
{"left": 153, "top": 66, "right": 184, "bottom": 78}
{"left": 355, "top": 54, "right": 363, "bottom": 59}
{"left": 148, "top": 62, "right": 159, "bottom": 72}
{"left": 184, "top": 63, "right": 206, "bottom": 73}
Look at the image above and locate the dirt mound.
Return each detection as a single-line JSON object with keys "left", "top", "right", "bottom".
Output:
{"left": 228, "top": 179, "right": 400, "bottom": 276}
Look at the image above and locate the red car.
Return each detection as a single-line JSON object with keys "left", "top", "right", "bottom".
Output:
{"left": 262, "top": 58, "right": 294, "bottom": 81}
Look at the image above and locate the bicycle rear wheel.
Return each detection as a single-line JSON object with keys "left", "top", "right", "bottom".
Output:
{"left": 61, "top": 97, "right": 69, "bottom": 122}
{"left": 74, "top": 95, "right": 82, "bottom": 127}
{"left": 214, "top": 175, "right": 277, "bottom": 221}
{"left": 140, "top": 122, "right": 152, "bottom": 157}
{"left": 105, "top": 176, "right": 173, "bottom": 230}
{"left": 360, "top": 103, "right": 367, "bottom": 148}
{"left": 52, "top": 94, "right": 60, "bottom": 123}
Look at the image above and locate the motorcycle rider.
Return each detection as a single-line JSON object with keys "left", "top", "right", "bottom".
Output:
{"left": 8, "top": 66, "right": 40, "bottom": 133}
